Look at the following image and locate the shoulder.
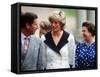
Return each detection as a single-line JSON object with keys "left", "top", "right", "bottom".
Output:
{"left": 41, "top": 35, "right": 46, "bottom": 41}
{"left": 41, "top": 31, "right": 51, "bottom": 41}
{"left": 63, "top": 31, "right": 70, "bottom": 38}
{"left": 30, "top": 34, "right": 42, "bottom": 44}
{"left": 64, "top": 31, "right": 74, "bottom": 42}
{"left": 76, "top": 42, "right": 84, "bottom": 49}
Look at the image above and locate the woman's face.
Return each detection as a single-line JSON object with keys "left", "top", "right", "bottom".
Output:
{"left": 50, "top": 20, "right": 61, "bottom": 32}
{"left": 82, "top": 26, "right": 92, "bottom": 41}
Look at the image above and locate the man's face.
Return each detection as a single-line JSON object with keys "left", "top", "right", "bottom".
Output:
{"left": 27, "top": 19, "right": 38, "bottom": 35}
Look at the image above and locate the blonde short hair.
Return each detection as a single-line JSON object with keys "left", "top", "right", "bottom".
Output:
{"left": 48, "top": 10, "right": 66, "bottom": 29}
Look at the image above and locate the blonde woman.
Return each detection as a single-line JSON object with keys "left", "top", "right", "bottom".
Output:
{"left": 41, "top": 10, "right": 76, "bottom": 69}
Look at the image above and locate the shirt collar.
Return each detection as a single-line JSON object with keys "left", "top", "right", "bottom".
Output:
{"left": 84, "top": 38, "right": 95, "bottom": 46}
{"left": 21, "top": 33, "right": 31, "bottom": 46}
{"left": 44, "top": 31, "right": 69, "bottom": 55}
{"left": 21, "top": 32, "right": 30, "bottom": 40}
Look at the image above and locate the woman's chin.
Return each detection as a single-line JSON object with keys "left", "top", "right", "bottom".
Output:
{"left": 52, "top": 29, "right": 59, "bottom": 32}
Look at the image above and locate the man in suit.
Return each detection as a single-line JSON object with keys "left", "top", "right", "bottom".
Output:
{"left": 21, "top": 12, "right": 46, "bottom": 71}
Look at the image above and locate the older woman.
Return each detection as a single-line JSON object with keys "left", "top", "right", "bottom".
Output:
{"left": 41, "top": 10, "right": 76, "bottom": 69}
{"left": 75, "top": 21, "right": 96, "bottom": 69}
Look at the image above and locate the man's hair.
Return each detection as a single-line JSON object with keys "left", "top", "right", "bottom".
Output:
{"left": 21, "top": 12, "right": 38, "bottom": 28}
{"left": 82, "top": 21, "right": 95, "bottom": 36}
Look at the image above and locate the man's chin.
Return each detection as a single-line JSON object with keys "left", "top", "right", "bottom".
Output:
{"left": 30, "top": 32, "right": 35, "bottom": 35}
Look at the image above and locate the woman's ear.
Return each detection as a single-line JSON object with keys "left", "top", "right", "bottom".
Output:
{"left": 26, "top": 23, "right": 30, "bottom": 29}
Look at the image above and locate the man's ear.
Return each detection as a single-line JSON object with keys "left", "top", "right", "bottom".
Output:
{"left": 26, "top": 23, "right": 30, "bottom": 29}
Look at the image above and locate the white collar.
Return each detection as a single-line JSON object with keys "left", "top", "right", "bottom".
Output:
{"left": 84, "top": 38, "right": 95, "bottom": 46}
{"left": 21, "top": 32, "right": 30, "bottom": 40}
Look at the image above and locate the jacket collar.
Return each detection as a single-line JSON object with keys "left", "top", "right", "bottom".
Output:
{"left": 44, "top": 31, "right": 69, "bottom": 55}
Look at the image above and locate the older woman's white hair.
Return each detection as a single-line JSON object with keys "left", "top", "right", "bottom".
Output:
{"left": 48, "top": 10, "right": 66, "bottom": 29}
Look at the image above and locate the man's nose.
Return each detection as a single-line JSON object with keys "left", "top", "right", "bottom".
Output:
{"left": 36, "top": 25, "right": 38, "bottom": 29}
{"left": 35, "top": 25, "right": 38, "bottom": 29}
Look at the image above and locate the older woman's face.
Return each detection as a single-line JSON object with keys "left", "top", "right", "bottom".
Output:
{"left": 82, "top": 26, "right": 92, "bottom": 41}
{"left": 50, "top": 20, "right": 61, "bottom": 32}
